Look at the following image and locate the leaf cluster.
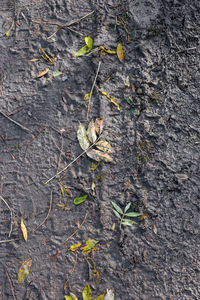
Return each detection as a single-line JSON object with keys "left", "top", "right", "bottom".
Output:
{"left": 111, "top": 202, "right": 142, "bottom": 229}
{"left": 65, "top": 285, "right": 114, "bottom": 300}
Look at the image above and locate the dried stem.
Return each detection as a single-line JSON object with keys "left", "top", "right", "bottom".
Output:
{"left": 0, "top": 135, "right": 15, "bottom": 160}
{"left": 86, "top": 61, "right": 101, "bottom": 120}
{"left": 0, "top": 239, "right": 18, "bottom": 244}
{"left": 64, "top": 252, "right": 78, "bottom": 290}
{"left": 0, "top": 195, "right": 13, "bottom": 237}
{"left": 0, "top": 110, "right": 32, "bottom": 135}
{"left": 34, "top": 191, "right": 53, "bottom": 231}
{"left": 63, "top": 211, "right": 89, "bottom": 244}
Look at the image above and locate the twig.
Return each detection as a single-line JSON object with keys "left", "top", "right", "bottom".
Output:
{"left": 47, "top": 26, "right": 83, "bottom": 40}
{"left": 0, "top": 195, "right": 13, "bottom": 237}
{"left": 32, "top": 11, "right": 94, "bottom": 40}
{"left": 44, "top": 134, "right": 101, "bottom": 184}
{"left": 34, "top": 191, "right": 53, "bottom": 231}
{"left": 86, "top": 61, "right": 101, "bottom": 120}
{"left": 64, "top": 252, "right": 78, "bottom": 290}
{"left": 0, "top": 0, "right": 17, "bottom": 38}
{"left": 0, "top": 110, "right": 32, "bottom": 135}
{"left": 56, "top": 131, "right": 64, "bottom": 174}
{"left": 0, "top": 238, "right": 18, "bottom": 244}
{"left": 63, "top": 211, "right": 89, "bottom": 244}
{"left": 0, "top": 262, "right": 17, "bottom": 300}
{"left": 24, "top": 126, "right": 46, "bottom": 158}
{"left": 0, "top": 135, "right": 15, "bottom": 160}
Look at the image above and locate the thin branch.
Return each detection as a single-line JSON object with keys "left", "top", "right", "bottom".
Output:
{"left": 56, "top": 131, "right": 64, "bottom": 174}
{"left": 0, "top": 110, "right": 32, "bottom": 135}
{"left": 64, "top": 252, "right": 78, "bottom": 290}
{"left": 34, "top": 191, "right": 53, "bottom": 231}
{"left": 44, "top": 134, "right": 101, "bottom": 185}
{"left": 0, "top": 262, "right": 17, "bottom": 300}
{"left": 86, "top": 61, "right": 101, "bottom": 120}
{"left": 0, "top": 135, "right": 15, "bottom": 160}
{"left": 0, "top": 195, "right": 13, "bottom": 237}
{"left": 0, "top": 239, "right": 18, "bottom": 244}
{"left": 63, "top": 211, "right": 89, "bottom": 244}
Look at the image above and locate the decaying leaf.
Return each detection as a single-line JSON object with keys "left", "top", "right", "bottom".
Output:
{"left": 95, "top": 119, "right": 104, "bottom": 135}
{"left": 77, "top": 123, "right": 90, "bottom": 150}
{"left": 87, "top": 120, "right": 97, "bottom": 143}
{"left": 53, "top": 70, "right": 63, "bottom": 77}
{"left": 81, "top": 239, "right": 99, "bottom": 254}
{"left": 74, "top": 194, "right": 88, "bottom": 205}
{"left": 100, "top": 46, "right": 116, "bottom": 55}
{"left": 82, "top": 285, "right": 92, "bottom": 300}
{"left": 56, "top": 203, "right": 70, "bottom": 211}
{"left": 104, "top": 289, "right": 114, "bottom": 300}
{"left": 39, "top": 48, "right": 54, "bottom": 64}
{"left": 29, "top": 58, "right": 40, "bottom": 62}
{"left": 98, "top": 90, "right": 121, "bottom": 111}
{"left": 74, "top": 36, "right": 93, "bottom": 57}
{"left": 70, "top": 243, "right": 82, "bottom": 252}
{"left": 96, "top": 140, "right": 112, "bottom": 153}
{"left": 64, "top": 293, "right": 78, "bottom": 300}
{"left": 90, "top": 161, "right": 100, "bottom": 171}
{"left": 21, "top": 218, "right": 28, "bottom": 241}
{"left": 87, "top": 149, "right": 113, "bottom": 162}
{"left": 17, "top": 259, "right": 32, "bottom": 283}
{"left": 35, "top": 68, "right": 49, "bottom": 78}
{"left": 84, "top": 92, "right": 92, "bottom": 101}
{"left": 117, "top": 43, "right": 124, "bottom": 62}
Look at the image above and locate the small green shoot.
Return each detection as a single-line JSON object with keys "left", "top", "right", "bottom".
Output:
{"left": 111, "top": 202, "right": 142, "bottom": 229}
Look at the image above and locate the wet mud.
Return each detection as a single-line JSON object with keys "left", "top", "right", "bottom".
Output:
{"left": 0, "top": 0, "right": 200, "bottom": 299}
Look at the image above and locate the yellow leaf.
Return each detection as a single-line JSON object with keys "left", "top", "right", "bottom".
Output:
{"left": 38, "top": 48, "right": 54, "bottom": 64}
{"left": 81, "top": 239, "right": 99, "bottom": 255}
{"left": 82, "top": 285, "right": 92, "bottom": 300}
{"left": 100, "top": 46, "right": 116, "bottom": 55}
{"left": 98, "top": 90, "right": 121, "bottom": 111}
{"left": 35, "top": 68, "right": 49, "bottom": 78}
{"left": 85, "top": 37, "right": 93, "bottom": 51}
{"left": 87, "top": 120, "right": 97, "bottom": 143}
{"left": 21, "top": 218, "right": 28, "bottom": 241}
{"left": 117, "top": 43, "right": 124, "bottom": 62}
{"left": 74, "top": 37, "right": 93, "bottom": 57}
{"left": 64, "top": 293, "right": 78, "bottom": 300}
{"left": 87, "top": 149, "right": 113, "bottom": 163}
{"left": 70, "top": 243, "right": 82, "bottom": 252}
{"left": 84, "top": 92, "right": 92, "bottom": 101}
{"left": 6, "top": 30, "right": 11, "bottom": 37}
{"left": 96, "top": 140, "right": 112, "bottom": 153}
{"left": 94, "top": 295, "right": 104, "bottom": 300}
{"left": 17, "top": 259, "right": 32, "bottom": 283}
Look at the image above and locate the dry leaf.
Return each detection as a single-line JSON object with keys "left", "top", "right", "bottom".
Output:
{"left": 100, "top": 46, "right": 116, "bottom": 55}
{"left": 21, "top": 218, "right": 28, "bottom": 241}
{"left": 117, "top": 43, "right": 124, "bottom": 62}
{"left": 87, "top": 149, "right": 113, "bottom": 162}
{"left": 153, "top": 224, "right": 157, "bottom": 234}
{"left": 35, "top": 68, "right": 49, "bottom": 78}
{"left": 87, "top": 120, "right": 97, "bottom": 143}
{"left": 95, "top": 119, "right": 104, "bottom": 135}
{"left": 77, "top": 123, "right": 90, "bottom": 150}
{"left": 98, "top": 90, "right": 121, "bottom": 111}
{"left": 17, "top": 259, "right": 32, "bottom": 283}
{"left": 96, "top": 140, "right": 112, "bottom": 153}
{"left": 29, "top": 58, "right": 40, "bottom": 62}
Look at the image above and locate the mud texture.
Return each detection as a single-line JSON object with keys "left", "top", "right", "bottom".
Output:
{"left": 0, "top": 0, "right": 200, "bottom": 299}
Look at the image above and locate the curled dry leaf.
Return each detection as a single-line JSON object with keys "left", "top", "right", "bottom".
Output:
{"left": 96, "top": 140, "right": 112, "bottom": 153}
{"left": 100, "top": 46, "right": 116, "bottom": 55}
{"left": 77, "top": 123, "right": 90, "bottom": 150}
{"left": 21, "top": 218, "right": 28, "bottom": 241}
{"left": 95, "top": 118, "right": 103, "bottom": 135}
{"left": 87, "top": 120, "right": 97, "bottom": 143}
{"left": 87, "top": 149, "right": 113, "bottom": 162}
{"left": 35, "top": 68, "right": 49, "bottom": 78}
{"left": 117, "top": 43, "right": 124, "bottom": 62}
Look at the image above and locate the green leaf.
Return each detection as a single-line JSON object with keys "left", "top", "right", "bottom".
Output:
{"left": 85, "top": 37, "right": 93, "bottom": 51}
{"left": 53, "top": 70, "right": 63, "bottom": 77}
{"left": 74, "top": 195, "right": 88, "bottom": 205}
{"left": 111, "top": 202, "right": 123, "bottom": 214}
{"left": 121, "top": 219, "right": 137, "bottom": 226}
{"left": 112, "top": 209, "right": 122, "bottom": 220}
{"left": 124, "top": 212, "right": 142, "bottom": 217}
{"left": 74, "top": 37, "right": 93, "bottom": 58}
{"left": 77, "top": 123, "right": 90, "bottom": 150}
{"left": 82, "top": 284, "right": 92, "bottom": 300}
{"left": 124, "top": 202, "right": 131, "bottom": 213}
{"left": 81, "top": 239, "right": 99, "bottom": 254}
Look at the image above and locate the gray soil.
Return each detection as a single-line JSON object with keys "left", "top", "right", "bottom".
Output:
{"left": 0, "top": 0, "right": 200, "bottom": 299}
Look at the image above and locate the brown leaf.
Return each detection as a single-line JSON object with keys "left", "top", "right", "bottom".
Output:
{"left": 87, "top": 149, "right": 113, "bottom": 162}
{"left": 96, "top": 140, "right": 112, "bottom": 153}
{"left": 87, "top": 120, "right": 97, "bottom": 143}
{"left": 35, "top": 68, "right": 49, "bottom": 78}
{"left": 29, "top": 58, "right": 40, "bottom": 62}
{"left": 117, "top": 43, "right": 124, "bottom": 62}
{"left": 95, "top": 119, "right": 104, "bottom": 135}
{"left": 153, "top": 224, "right": 157, "bottom": 234}
{"left": 21, "top": 218, "right": 28, "bottom": 241}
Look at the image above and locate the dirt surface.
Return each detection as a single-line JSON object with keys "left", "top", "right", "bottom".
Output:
{"left": 0, "top": 0, "right": 200, "bottom": 299}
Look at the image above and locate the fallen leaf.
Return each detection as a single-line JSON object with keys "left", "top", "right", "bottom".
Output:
{"left": 87, "top": 120, "right": 97, "bottom": 143}
{"left": 94, "top": 295, "right": 104, "bottom": 300}
{"left": 104, "top": 289, "right": 114, "bottom": 300}
{"left": 64, "top": 293, "right": 78, "bottom": 300}
{"left": 117, "top": 43, "right": 124, "bottom": 62}
{"left": 6, "top": 30, "right": 11, "bottom": 37}
{"left": 53, "top": 70, "right": 63, "bottom": 77}
{"left": 100, "top": 46, "right": 116, "bottom": 55}
{"left": 70, "top": 243, "right": 82, "bottom": 252}
{"left": 29, "top": 58, "right": 40, "bottom": 62}
{"left": 74, "top": 36, "right": 93, "bottom": 57}
{"left": 95, "top": 119, "right": 104, "bottom": 135}
{"left": 98, "top": 90, "right": 121, "bottom": 111}
{"left": 38, "top": 48, "right": 54, "bottom": 64}
{"left": 112, "top": 223, "right": 116, "bottom": 231}
{"left": 17, "top": 259, "right": 32, "bottom": 283}
{"left": 96, "top": 140, "right": 112, "bottom": 153}
{"left": 87, "top": 149, "right": 113, "bottom": 162}
{"left": 140, "top": 214, "right": 148, "bottom": 221}
{"left": 85, "top": 37, "right": 93, "bottom": 51}
{"left": 21, "top": 218, "right": 28, "bottom": 241}
{"left": 84, "top": 92, "right": 92, "bottom": 101}
{"left": 81, "top": 239, "right": 99, "bottom": 254}
{"left": 90, "top": 161, "right": 100, "bottom": 171}
{"left": 153, "top": 224, "right": 157, "bottom": 234}
{"left": 73, "top": 194, "right": 88, "bottom": 205}
{"left": 35, "top": 68, "right": 49, "bottom": 78}
{"left": 77, "top": 123, "right": 90, "bottom": 150}
{"left": 82, "top": 285, "right": 92, "bottom": 300}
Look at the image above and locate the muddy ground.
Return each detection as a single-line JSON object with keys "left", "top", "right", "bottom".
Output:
{"left": 0, "top": 0, "right": 200, "bottom": 299}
